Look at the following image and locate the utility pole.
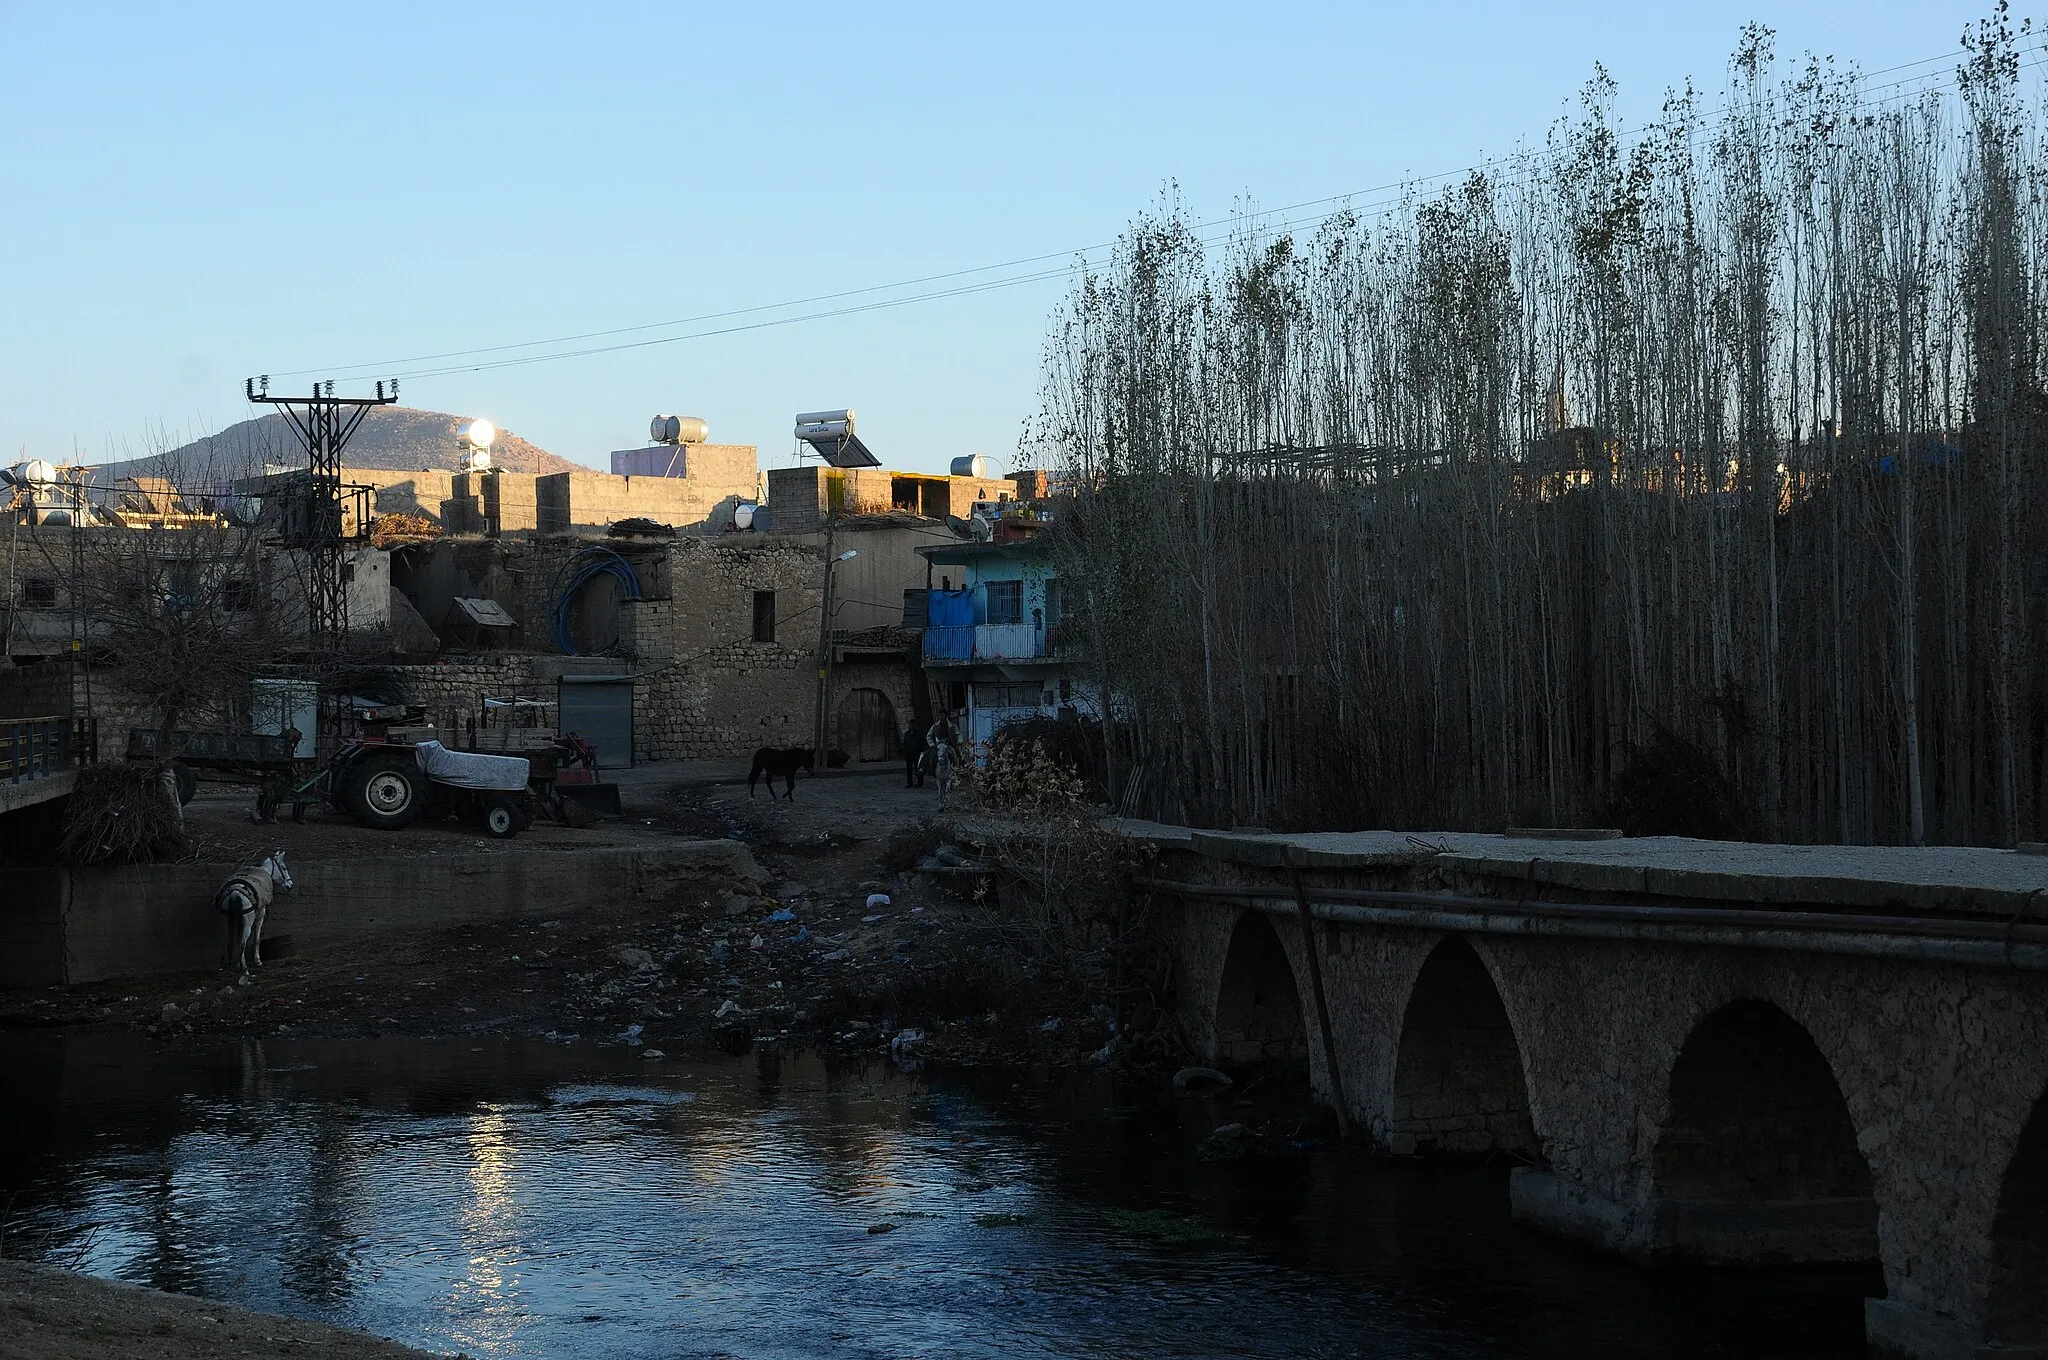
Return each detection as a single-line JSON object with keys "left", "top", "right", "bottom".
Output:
{"left": 811, "top": 527, "right": 857, "bottom": 756}
{"left": 244, "top": 377, "right": 398, "bottom": 650}
{"left": 812, "top": 517, "right": 836, "bottom": 754}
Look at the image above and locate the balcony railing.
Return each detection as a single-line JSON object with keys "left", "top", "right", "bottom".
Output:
{"left": 1, "top": 715, "right": 82, "bottom": 784}
{"left": 924, "top": 623, "right": 1051, "bottom": 664}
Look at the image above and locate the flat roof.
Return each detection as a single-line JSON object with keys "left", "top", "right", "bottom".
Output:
{"left": 917, "top": 538, "right": 1049, "bottom": 564}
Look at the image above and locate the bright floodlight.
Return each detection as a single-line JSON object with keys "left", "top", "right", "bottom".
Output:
{"left": 837, "top": 549, "right": 858, "bottom": 562}
{"left": 459, "top": 418, "right": 496, "bottom": 449}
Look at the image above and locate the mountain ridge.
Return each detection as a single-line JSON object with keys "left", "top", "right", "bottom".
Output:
{"left": 87, "top": 408, "right": 583, "bottom": 483}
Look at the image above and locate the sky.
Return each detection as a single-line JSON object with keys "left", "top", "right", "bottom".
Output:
{"left": 0, "top": 1, "right": 2013, "bottom": 475}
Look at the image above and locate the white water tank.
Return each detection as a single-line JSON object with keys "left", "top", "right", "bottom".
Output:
{"left": 950, "top": 454, "right": 989, "bottom": 479}
{"left": 650, "top": 414, "right": 709, "bottom": 445}
{"left": 732, "top": 500, "right": 757, "bottom": 530}
{"left": 4, "top": 458, "right": 56, "bottom": 487}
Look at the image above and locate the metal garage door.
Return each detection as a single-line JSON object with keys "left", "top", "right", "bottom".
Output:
{"left": 558, "top": 676, "right": 634, "bottom": 770}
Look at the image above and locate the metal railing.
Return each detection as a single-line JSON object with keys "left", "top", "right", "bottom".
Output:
{"left": 1, "top": 715, "right": 80, "bottom": 784}
{"left": 923, "top": 623, "right": 1051, "bottom": 664}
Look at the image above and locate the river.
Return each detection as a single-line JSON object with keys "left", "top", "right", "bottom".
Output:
{"left": 0, "top": 1031, "right": 1876, "bottom": 1358}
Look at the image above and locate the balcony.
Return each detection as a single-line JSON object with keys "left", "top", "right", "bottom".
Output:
{"left": 924, "top": 623, "right": 1053, "bottom": 665}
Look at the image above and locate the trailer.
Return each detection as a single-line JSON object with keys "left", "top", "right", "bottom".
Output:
{"left": 127, "top": 728, "right": 305, "bottom": 807}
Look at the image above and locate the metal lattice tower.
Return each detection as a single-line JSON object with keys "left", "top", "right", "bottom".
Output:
{"left": 244, "top": 377, "right": 398, "bottom": 649}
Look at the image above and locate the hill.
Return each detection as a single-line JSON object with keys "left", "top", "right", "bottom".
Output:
{"left": 91, "top": 408, "right": 582, "bottom": 483}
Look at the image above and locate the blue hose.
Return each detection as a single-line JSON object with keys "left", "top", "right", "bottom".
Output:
{"left": 550, "top": 547, "right": 644, "bottom": 655}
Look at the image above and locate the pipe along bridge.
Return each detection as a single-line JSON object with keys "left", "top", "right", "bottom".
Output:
{"left": 1133, "top": 824, "right": 2048, "bottom": 1360}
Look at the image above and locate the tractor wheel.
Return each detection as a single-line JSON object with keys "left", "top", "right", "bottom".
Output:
{"left": 343, "top": 756, "right": 421, "bottom": 829}
{"left": 482, "top": 797, "right": 521, "bottom": 839}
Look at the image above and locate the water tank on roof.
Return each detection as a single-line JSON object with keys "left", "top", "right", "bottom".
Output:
{"left": 950, "top": 454, "right": 989, "bottom": 479}
{"left": 732, "top": 501, "right": 756, "bottom": 530}
{"left": 650, "top": 414, "right": 709, "bottom": 445}
{"left": 4, "top": 459, "right": 57, "bottom": 487}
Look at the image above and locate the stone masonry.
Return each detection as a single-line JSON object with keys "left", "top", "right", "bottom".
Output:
{"left": 1143, "top": 825, "right": 2048, "bottom": 1360}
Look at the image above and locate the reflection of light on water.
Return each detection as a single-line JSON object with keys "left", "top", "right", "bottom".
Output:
{"left": 447, "top": 1105, "right": 525, "bottom": 1354}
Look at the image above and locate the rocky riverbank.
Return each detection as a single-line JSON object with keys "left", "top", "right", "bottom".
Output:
{"left": 0, "top": 1260, "right": 442, "bottom": 1360}
{"left": 0, "top": 763, "right": 1153, "bottom": 1073}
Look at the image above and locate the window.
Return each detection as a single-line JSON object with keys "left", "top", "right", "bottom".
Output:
{"left": 1043, "top": 578, "right": 1061, "bottom": 626}
{"left": 222, "top": 579, "right": 257, "bottom": 612}
{"left": 752, "top": 590, "right": 776, "bottom": 643}
{"left": 20, "top": 578, "right": 56, "bottom": 610}
{"left": 985, "top": 579, "right": 1023, "bottom": 626}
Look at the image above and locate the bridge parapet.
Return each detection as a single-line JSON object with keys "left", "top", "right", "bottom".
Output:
{"left": 1122, "top": 821, "right": 2048, "bottom": 1360}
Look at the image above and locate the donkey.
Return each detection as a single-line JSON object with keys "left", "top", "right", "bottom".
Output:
{"left": 216, "top": 850, "right": 292, "bottom": 986}
{"left": 747, "top": 747, "right": 814, "bottom": 801}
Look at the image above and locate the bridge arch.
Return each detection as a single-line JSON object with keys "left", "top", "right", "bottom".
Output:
{"left": 1987, "top": 1086, "right": 2048, "bottom": 1346}
{"left": 1650, "top": 998, "right": 1878, "bottom": 1265}
{"left": 1388, "top": 935, "right": 1537, "bottom": 1157}
{"left": 1210, "top": 911, "right": 1309, "bottom": 1070}
{"left": 1654, "top": 999, "right": 1872, "bottom": 1203}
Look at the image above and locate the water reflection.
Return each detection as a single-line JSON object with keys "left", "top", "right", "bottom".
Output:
{"left": 0, "top": 1031, "right": 1874, "bottom": 1358}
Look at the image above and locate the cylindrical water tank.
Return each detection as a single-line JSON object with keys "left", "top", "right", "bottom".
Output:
{"left": 649, "top": 415, "right": 710, "bottom": 445}
{"left": 794, "top": 408, "right": 855, "bottom": 431}
{"left": 950, "top": 454, "right": 989, "bottom": 479}
{"left": 7, "top": 458, "right": 56, "bottom": 487}
{"left": 732, "top": 501, "right": 756, "bottom": 530}
{"left": 794, "top": 419, "right": 852, "bottom": 443}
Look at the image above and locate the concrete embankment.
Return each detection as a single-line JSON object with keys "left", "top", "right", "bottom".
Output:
{"left": 0, "top": 1259, "right": 442, "bottom": 1359}
{"left": 0, "top": 839, "right": 765, "bottom": 987}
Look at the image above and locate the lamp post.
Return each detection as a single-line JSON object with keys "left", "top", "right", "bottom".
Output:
{"left": 811, "top": 539, "right": 858, "bottom": 756}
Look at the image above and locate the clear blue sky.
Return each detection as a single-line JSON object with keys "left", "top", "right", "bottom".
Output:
{"left": 0, "top": 1, "right": 2006, "bottom": 474}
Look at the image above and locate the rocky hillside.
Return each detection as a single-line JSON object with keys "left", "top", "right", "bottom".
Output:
{"left": 94, "top": 408, "right": 581, "bottom": 482}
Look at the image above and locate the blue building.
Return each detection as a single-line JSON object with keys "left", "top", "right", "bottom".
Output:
{"left": 917, "top": 536, "right": 1081, "bottom": 748}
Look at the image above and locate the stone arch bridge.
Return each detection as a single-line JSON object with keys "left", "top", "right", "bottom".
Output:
{"left": 1135, "top": 825, "right": 2048, "bottom": 1360}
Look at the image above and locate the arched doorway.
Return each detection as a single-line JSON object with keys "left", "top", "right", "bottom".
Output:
{"left": 1652, "top": 1000, "right": 1877, "bottom": 1263}
{"left": 1390, "top": 936, "right": 1537, "bottom": 1156}
{"left": 835, "top": 688, "right": 900, "bottom": 763}
{"left": 1211, "top": 913, "right": 1308, "bottom": 1070}
{"left": 1987, "top": 1088, "right": 2048, "bottom": 1346}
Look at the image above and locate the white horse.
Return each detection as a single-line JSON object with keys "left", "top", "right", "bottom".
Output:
{"left": 216, "top": 850, "right": 292, "bottom": 986}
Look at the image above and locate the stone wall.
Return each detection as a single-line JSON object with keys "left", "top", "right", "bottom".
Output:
{"left": 537, "top": 462, "right": 755, "bottom": 535}
{"left": 632, "top": 537, "right": 823, "bottom": 760}
{"left": 0, "top": 840, "right": 766, "bottom": 987}
{"left": 765, "top": 466, "right": 1014, "bottom": 535}
{"left": 0, "top": 658, "right": 74, "bottom": 718}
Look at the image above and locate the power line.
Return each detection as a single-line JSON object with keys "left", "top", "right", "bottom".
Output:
{"left": 282, "top": 44, "right": 2005, "bottom": 384}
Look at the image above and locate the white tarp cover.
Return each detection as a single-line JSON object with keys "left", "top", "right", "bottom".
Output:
{"left": 413, "top": 740, "right": 529, "bottom": 792}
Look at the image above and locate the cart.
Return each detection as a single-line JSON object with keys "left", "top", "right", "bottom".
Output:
{"left": 128, "top": 728, "right": 306, "bottom": 808}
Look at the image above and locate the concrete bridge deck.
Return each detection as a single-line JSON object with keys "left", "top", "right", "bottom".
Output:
{"left": 1127, "top": 823, "right": 2048, "bottom": 1360}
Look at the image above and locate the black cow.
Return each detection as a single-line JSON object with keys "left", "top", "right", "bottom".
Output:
{"left": 748, "top": 746, "right": 815, "bottom": 800}
{"left": 902, "top": 726, "right": 926, "bottom": 787}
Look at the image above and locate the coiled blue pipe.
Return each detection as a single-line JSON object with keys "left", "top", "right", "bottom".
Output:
{"left": 550, "top": 547, "right": 643, "bottom": 655}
